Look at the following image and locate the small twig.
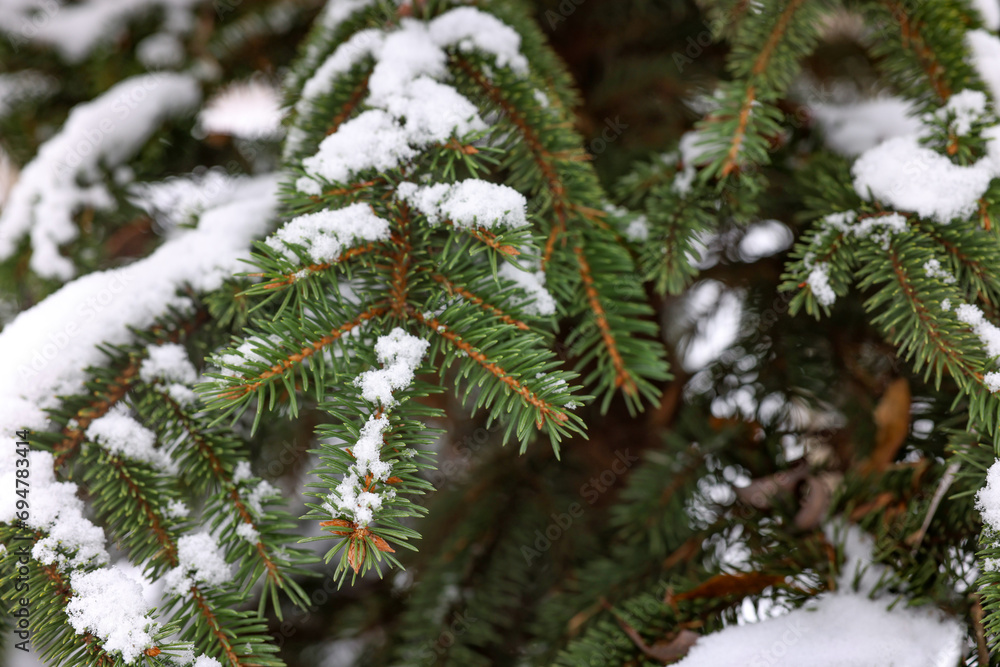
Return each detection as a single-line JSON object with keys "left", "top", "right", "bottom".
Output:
{"left": 907, "top": 462, "right": 959, "bottom": 554}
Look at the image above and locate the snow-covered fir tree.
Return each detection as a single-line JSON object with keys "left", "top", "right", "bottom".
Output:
{"left": 3, "top": 0, "right": 1000, "bottom": 665}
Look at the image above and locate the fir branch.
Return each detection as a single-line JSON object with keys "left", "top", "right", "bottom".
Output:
{"left": 719, "top": 0, "right": 806, "bottom": 176}
{"left": 209, "top": 304, "right": 390, "bottom": 404}
{"left": 409, "top": 308, "right": 571, "bottom": 433}
{"left": 136, "top": 381, "right": 315, "bottom": 611}
{"left": 427, "top": 271, "right": 531, "bottom": 331}
{"left": 573, "top": 245, "right": 637, "bottom": 396}
{"left": 450, "top": 56, "right": 575, "bottom": 268}
{"left": 49, "top": 309, "right": 209, "bottom": 468}
{"left": 883, "top": 0, "right": 953, "bottom": 101}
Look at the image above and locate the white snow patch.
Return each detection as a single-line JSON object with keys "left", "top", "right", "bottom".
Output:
{"left": 967, "top": 30, "right": 1000, "bottom": 113}
{"left": 811, "top": 96, "right": 922, "bottom": 156}
{"left": 86, "top": 406, "right": 175, "bottom": 472}
{"left": 852, "top": 212, "right": 909, "bottom": 247}
{"left": 675, "top": 132, "right": 712, "bottom": 194}
{"left": 675, "top": 525, "right": 964, "bottom": 667}
{"left": 396, "top": 179, "right": 528, "bottom": 229}
{"left": 292, "top": 0, "right": 379, "bottom": 90}
{"left": 935, "top": 89, "right": 990, "bottom": 136}
{"left": 66, "top": 568, "right": 159, "bottom": 663}
{"left": 624, "top": 215, "right": 650, "bottom": 242}
{"left": 0, "top": 146, "right": 17, "bottom": 212}
{"left": 355, "top": 328, "right": 430, "bottom": 407}
{"left": 140, "top": 343, "right": 198, "bottom": 385}
{"left": 0, "top": 0, "right": 201, "bottom": 64}
{"left": 955, "top": 303, "right": 1000, "bottom": 359}
{"left": 296, "top": 110, "right": 421, "bottom": 192}
{"left": 979, "top": 461, "right": 1000, "bottom": 531}
{"left": 426, "top": 7, "right": 529, "bottom": 73}
{"left": 498, "top": 262, "right": 557, "bottom": 316}
{"left": 266, "top": 202, "right": 391, "bottom": 263}
{"left": 165, "top": 500, "right": 189, "bottom": 519}
{"left": 136, "top": 32, "right": 184, "bottom": 68}
{"left": 0, "top": 449, "right": 109, "bottom": 571}
{"left": 679, "top": 280, "right": 742, "bottom": 371}
{"left": 805, "top": 210, "right": 908, "bottom": 269}
{"left": 130, "top": 170, "right": 265, "bottom": 234}
{"left": 199, "top": 79, "right": 285, "bottom": 140}
{"left": 986, "top": 371, "right": 1000, "bottom": 393}
{"left": 923, "top": 258, "right": 956, "bottom": 284}
{"left": 296, "top": 7, "right": 530, "bottom": 191}
{"left": 292, "top": 28, "right": 384, "bottom": 132}
{"left": 246, "top": 480, "right": 281, "bottom": 517}
{"left": 675, "top": 593, "right": 963, "bottom": 667}
{"left": 852, "top": 135, "right": 1000, "bottom": 223}
{"left": 234, "top": 460, "right": 253, "bottom": 483}
{"left": 328, "top": 329, "right": 429, "bottom": 525}
{"left": 163, "top": 532, "right": 232, "bottom": 595}
{"left": 972, "top": 0, "right": 1000, "bottom": 29}
{"left": 807, "top": 264, "right": 835, "bottom": 307}
{"left": 738, "top": 220, "right": 793, "bottom": 261}
{"left": 236, "top": 522, "right": 260, "bottom": 543}
{"left": 166, "top": 383, "right": 197, "bottom": 406}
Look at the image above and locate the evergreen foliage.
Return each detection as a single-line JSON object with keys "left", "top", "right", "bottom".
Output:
{"left": 4, "top": 0, "right": 1000, "bottom": 664}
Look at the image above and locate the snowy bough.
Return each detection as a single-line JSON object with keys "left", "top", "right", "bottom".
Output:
{"left": 0, "top": 0, "right": 667, "bottom": 664}
{"left": 7, "top": 0, "right": 1000, "bottom": 665}
{"left": 204, "top": 1, "right": 669, "bottom": 582}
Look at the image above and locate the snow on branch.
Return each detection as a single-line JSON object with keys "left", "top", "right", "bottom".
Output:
{"left": 293, "top": 7, "right": 528, "bottom": 195}
{"left": 288, "top": 0, "right": 379, "bottom": 99}
{"left": 323, "top": 328, "right": 429, "bottom": 527}
{"left": 967, "top": 29, "right": 1000, "bottom": 103}
{"left": 0, "top": 0, "right": 201, "bottom": 64}
{"left": 85, "top": 405, "right": 177, "bottom": 473}
{"left": 675, "top": 525, "right": 964, "bottom": 667}
{"left": 265, "top": 202, "right": 391, "bottom": 263}
{"left": 0, "top": 73, "right": 202, "bottom": 280}
{"left": 396, "top": 180, "right": 530, "bottom": 230}
{"left": 163, "top": 532, "right": 233, "bottom": 596}
{"left": 198, "top": 79, "right": 285, "bottom": 141}
{"left": 0, "top": 173, "right": 280, "bottom": 440}
{"left": 852, "top": 131, "right": 1000, "bottom": 224}
{"left": 65, "top": 568, "right": 161, "bottom": 663}
{"left": 129, "top": 170, "right": 269, "bottom": 234}
{"left": 0, "top": 449, "right": 178, "bottom": 663}
{"left": 0, "top": 450, "right": 108, "bottom": 570}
